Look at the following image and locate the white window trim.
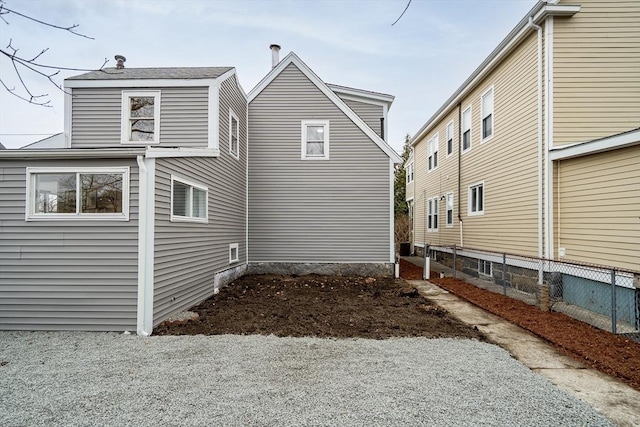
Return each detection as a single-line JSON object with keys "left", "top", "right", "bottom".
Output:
{"left": 480, "top": 86, "right": 494, "bottom": 143}
{"left": 229, "top": 243, "right": 239, "bottom": 264}
{"left": 170, "top": 175, "right": 208, "bottom": 223}
{"left": 446, "top": 120, "right": 454, "bottom": 158}
{"left": 121, "top": 90, "right": 161, "bottom": 145}
{"left": 427, "top": 197, "right": 439, "bottom": 232}
{"left": 462, "top": 105, "right": 472, "bottom": 154}
{"left": 468, "top": 181, "right": 485, "bottom": 216}
{"left": 405, "top": 161, "right": 414, "bottom": 184}
{"left": 478, "top": 259, "right": 492, "bottom": 277}
{"left": 427, "top": 133, "right": 439, "bottom": 172}
{"left": 228, "top": 109, "right": 240, "bottom": 159}
{"left": 25, "top": 167, "right": 130, "bottom": 221}
{"left": 445, "top": 192, "right": 454, "bottom": 227}
{"left": 301, "top": 120, "right": 330, "bottom": 160}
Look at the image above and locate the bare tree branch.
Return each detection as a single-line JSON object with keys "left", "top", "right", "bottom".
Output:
{"left": 392, "top": 0, "right": 412, "bottom": 26}
{"left": 0, "top": 4, "right": 94, "bottom": 39}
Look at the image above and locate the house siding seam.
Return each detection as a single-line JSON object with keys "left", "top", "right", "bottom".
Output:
{"left": 71, "top": 87, "right": 209, "bottom": 148}
{"left": 152, "top": 76, "right": 247, "bottom": 325}
{"left": 248, "top": 63, "right": 390, "bottom": 263}
{"left": 0, "top": 158, "right": 139, "bottom": 331}
{"left": 554, "top": 0, "right": 640, "bottom": 146}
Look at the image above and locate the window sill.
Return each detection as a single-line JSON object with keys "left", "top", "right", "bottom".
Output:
{"left": 26, "top": 214, "right": 129, "bottom": 222}
{"left": 170, "top": 216, "right": 208, "bottom": 224}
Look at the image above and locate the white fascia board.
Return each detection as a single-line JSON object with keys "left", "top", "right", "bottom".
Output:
{"left": 410, "top": 2, "right": 580, "bottom": 147}
{"left": 64, "top": 87, "right": 72, "bottom": 148}
{"left": 65, "top": 78, "right": 218, "bottom": 88}
{"left": 217, "top": 68, "right": 248, "bottom": 101}
{"left": 335, "top": 93, "right": 391, "bottom": 109}
{"left": 0, "top": 148, "right": 145, "bottom": 159}
{"left": 327, "top": 84, "right": 395, "bottom": 106}
{"left": 145, "top": 147, "right": 220, "bottom": 158}
{"left": 550, "top": 128, "right": 640, "bottom": 161}
{"left": 248, "top": 52, "right": 402, "bottom": 163}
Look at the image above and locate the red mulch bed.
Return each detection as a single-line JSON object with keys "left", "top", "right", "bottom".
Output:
{"left": 399, "top": 258, "right": 640, "bottom": 391}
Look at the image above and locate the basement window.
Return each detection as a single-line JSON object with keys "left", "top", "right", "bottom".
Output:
{"left": 121, "top": 91, "right": 160, "bottom": 144}
{"left": 478, "top": 259, "right": 492, "bottom": 277}
{"left": 229, "top": 243, "right": 239, "bottom": 263}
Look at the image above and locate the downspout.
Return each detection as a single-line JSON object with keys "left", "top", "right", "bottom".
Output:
{"left": 457, "top": 102, "right": 463, "bottom": 247}
{"left": 528, "top": 17, "right": 544, "bottom": 282}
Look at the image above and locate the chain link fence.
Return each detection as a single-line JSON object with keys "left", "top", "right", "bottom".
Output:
{"left": 423, "top": 245, "right": 640, "bottom": 335}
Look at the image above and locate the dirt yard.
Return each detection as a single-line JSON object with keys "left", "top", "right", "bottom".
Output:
{"left": 398, "top": 258, "right": 640, "bottom": 391}
{"left": 154, "top": 274, "right": 485, "bottom": 340}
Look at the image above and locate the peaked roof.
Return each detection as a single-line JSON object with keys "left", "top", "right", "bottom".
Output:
{"left": 248, "top": 52, "right": 402, "bottom": 163}
{"left": 67, "top": 67, "right": 234, "bottom": 81}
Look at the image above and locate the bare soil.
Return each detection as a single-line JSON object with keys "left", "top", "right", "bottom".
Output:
{"left": 154, "top": 274, "right": 485, "bottom": 341}
{"left": 398, "top": 258, "right": 640, "bottom": 391}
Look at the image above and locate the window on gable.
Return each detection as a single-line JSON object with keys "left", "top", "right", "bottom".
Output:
{"left": 427, "top": 197, "right": 438, "bottom": 232}
{"left": 26, "top": 167, "right": 130, "bottom": 221}
{"left": 462, "top": 106, "right": 472, "bottom": 152}
{"left": 481, "top": 87, "right": 494, "bottom": 141}
{"left": 301, "top": 120, "right": 330, "bottom": 160}
{"left": 171, "top": 176, "right": 208, "bottom": 223}
{"left": 446, "top": 121, "right": 454, "bottom": 156}
{"left": 229, "top": 110, "right": 239, "bottom": 159}
{"left": 446, "top": 192, "right": 454, "bottom": 227}
{"left": 121, "top": 91, "right": 160, "bottom": 144}
{"left": 428, "top": 134, "right": 438, "bottom": 171}
{"left": 468, "top": 182, "right": 484, "bottom": 216}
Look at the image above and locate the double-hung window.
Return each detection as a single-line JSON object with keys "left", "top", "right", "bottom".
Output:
{"left": 171, "top": 176, "right": 208, "bottom": 223}
{"left": 301, "top": 120, "right": 330, "bottom": 160}
{"left": 229, "top": 109, "right": 239, "bottom": 159}
{"left": 406, "top": 162, "right": 414, "bottom": 184}
{"left": 446, "top": 192, "right": 454, "bottom": 227}
{"left": 26, "top": 167, "right": 130, "bottom": 221}
{"left": 468, "top": 182, "right": 484, "bottom": 216}
{"left": 446, "top": 121, "right": 454, "bottom": 156}
{"left": 427, "top": 134, "right": 438, "bottom": 171}
{"left": 121, "top": 91, "right": 160, "bottom": 144}
{"left": 462, "top": 106, "right": 472, "bottom": 152}
{"left": 427, "top": 197, "right": 438, "bottom": 232}
{"left": 481, "top": 87, "right": 494, "bottom": 141}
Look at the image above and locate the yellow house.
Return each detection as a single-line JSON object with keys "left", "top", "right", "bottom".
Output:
{"left": 408, "top": 0, "right": 640, "bottom": 274}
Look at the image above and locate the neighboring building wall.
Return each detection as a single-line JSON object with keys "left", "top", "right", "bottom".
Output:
{"left": 153, "top": 77, "right": 247, "bottom": 324}
{"left": 249, "top": 63, "right": 391, "bottom": 263}
{"left": 71, "top": 87, "right": 209, "bottom": 148}
{"left": 412, "top": 31, "right": 541, "bottom": 256}
{"left": 0, "top": 158, "right": 139, "bottom": 331}
{"left": 556, "top": 144, "right": 640, "bottom": 271}
{"left": 339, "top": 97, "right": 384, "bottom": 138}
{"left": 553, "top": 0, "right": 640, "bottom": 146}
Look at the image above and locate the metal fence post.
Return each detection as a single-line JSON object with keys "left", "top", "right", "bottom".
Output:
{"left": 502, "top": 253, "right": 507, "bottom": 296}
{"left": 611, "top": 269, "right": 617, "bottom": 334}
{"left": 452, "top": 245, "right": 457, "bottom": 279}
{"left": 424, "top": 244, "right": 430, "bottom": 281}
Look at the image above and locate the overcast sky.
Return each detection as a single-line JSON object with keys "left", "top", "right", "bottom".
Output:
{"left": 0, "top": 0, "right": 535, "bottom": 151}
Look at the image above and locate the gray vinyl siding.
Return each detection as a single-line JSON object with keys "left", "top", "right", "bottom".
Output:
{"left": 0, "top": 158, "right": 139, "bottom": 331}
{"left": 71, "top": 87, "right": 209, "bottom": 148}
{"left": 153, "top": 76, "right": 247, "bottom": 324}
{"left": 249, "top": 63, "right": 391, "bottom": 263}
{"left": 340, "top": 97, "right": 385, "bottom": 139}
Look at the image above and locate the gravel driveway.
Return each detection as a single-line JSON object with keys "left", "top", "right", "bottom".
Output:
{"left": 0, "top": 332, "right": 612, "bottom": 426}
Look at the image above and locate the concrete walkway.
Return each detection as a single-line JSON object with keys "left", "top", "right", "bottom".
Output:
{"left": 406, "top": 278, "right": 640, "bottom": 426}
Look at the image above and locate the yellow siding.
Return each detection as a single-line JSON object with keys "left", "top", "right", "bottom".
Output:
{"left": 554, "top": 0, "right": 640, "bottom": 145}
{"left": 412, "top": 32, "right": 542, "bottom": 256}
{"left": 556, "top": 145, "right": 640, "bottom": 271}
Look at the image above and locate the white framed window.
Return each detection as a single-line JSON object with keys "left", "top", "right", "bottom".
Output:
{"left": 446, "top": 121, "right": 454, "bottom": 157}
{"left": 170, "top": 176, "right": 208, "bottom": 223}
{"left": 121, "top": 90, "right": 161, "bottom": 144}
{"left": 478, "top": 259, "right": 492, "bottom": 277}
{"left": 427, "top": 197, "right": 438, "bottom": 232}
{"left": 407, "top": 199, "right": 414, "bottom": 219}
{"left": 462, "top": 106, "right": 472, "bottom": 153}
{"left": 229, "top": 243, "right": 239, "bottom": 263}
{"left": 26, "top": 167, "right": 130, "bottom": 221}
{"left": 427, "top": 134, "right": 438, "bottom": 171}
{"left": 445, "top": 192, "right": 454, "bottom": 227}
{"left": 405, "top": 162, "right": 414, "bottom": 184}
{"left": 229, "top": 109, "right": 239, "bottom": 159}
{"left": 481, "top": 87, "right": 494, "bottom": 141}
{"left": 301, "top": 120, "right": 330, "bottom": 160}
{"left": 468, "top": 181, "right": 484, "bottom": 216}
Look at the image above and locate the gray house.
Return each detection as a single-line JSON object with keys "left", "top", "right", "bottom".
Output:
{"left": 0, "top": 50, "right": 401, "bottom": 335}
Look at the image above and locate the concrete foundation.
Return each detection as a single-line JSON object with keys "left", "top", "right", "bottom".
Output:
{"left": 246, "top": 262, "right": 395, "bottom": 277}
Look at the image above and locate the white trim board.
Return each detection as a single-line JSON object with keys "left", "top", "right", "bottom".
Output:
{"left": 247, "top": 52, "right": 402, "bottom": 163}
{"left": 550, "top": 128, "right": 640, "bottom": 161}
